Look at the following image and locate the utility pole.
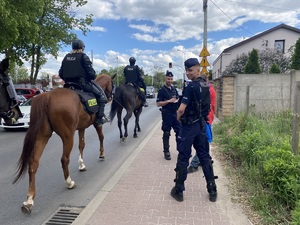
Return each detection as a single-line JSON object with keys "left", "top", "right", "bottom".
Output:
{"left": 203, "top": 0, "right": 208, "bottom": 49}
{"left": 199, "top": 0, "right": 210, "bottom": 75}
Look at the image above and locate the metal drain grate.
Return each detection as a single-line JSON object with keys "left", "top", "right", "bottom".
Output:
{"left": 43, "top": 207, "right": 84, "bottom": 225}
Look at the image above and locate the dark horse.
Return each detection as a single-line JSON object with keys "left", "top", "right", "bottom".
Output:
{"left": 13, "top": 73, "right": 116, "bottom": 214}
{"left": 110, "top": 83, "right": 143, "bottom": 142}
{"left": 0, "top": 58, "right": 21, "bottom": 124}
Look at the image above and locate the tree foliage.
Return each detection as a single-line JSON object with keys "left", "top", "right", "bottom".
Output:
{"left": 291, "top": 38, "right": 300, "bottom": 70}
{"left": 223, "top": 48, "right": 291, "bottom": 75}
{"left": 223, "top": 53, "right": 248, "bottom": 76}
{"left": 245, "top": 49, "right": 261, "bottom": 74}
{"left": 269, "top": 63, "right": 281, "bottom": 73}
{"left": 258, "top": 48, "right": 290, "bottom": 74}
{"left": 0, "top": 0, "right": 93, "bottom": 85}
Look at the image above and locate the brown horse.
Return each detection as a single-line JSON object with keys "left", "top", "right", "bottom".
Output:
{"left": 109, "top": 83, "right": 143, "bottom": 142}
{"left": 13, "top": 73, "right": 116, "bottom": 214}
{"left": 0, "top": 58, "right": 20, "bottom": 124}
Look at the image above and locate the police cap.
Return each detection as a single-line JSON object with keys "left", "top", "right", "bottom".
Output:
{"left": 184, "top": 58, "right": 200, "bottom": 69}
{"left": 166, "top": 70, "right": 173, "bottom": 77}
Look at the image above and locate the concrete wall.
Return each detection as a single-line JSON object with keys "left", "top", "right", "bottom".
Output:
{"left": 213, "top": 70, "right": 300, "bottom": 117}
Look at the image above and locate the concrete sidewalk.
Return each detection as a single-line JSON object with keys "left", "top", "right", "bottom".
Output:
{"left": 73, "top": 120, "right": 253, "bottom": 225}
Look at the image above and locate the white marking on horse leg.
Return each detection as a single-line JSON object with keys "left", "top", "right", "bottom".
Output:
{"left": 23, "top": 196, "right": 34, "bottom": 206}
{"left": 65, "top": 176, "right": 75, "bottom": 189}
{"left": 78, "top": 155, "right": 86, "bottom": 171}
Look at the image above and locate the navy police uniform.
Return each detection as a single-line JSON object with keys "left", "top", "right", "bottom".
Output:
{"left": 171, "top": 58, "right": 217, "bottom": 202}
{"left": 156, "top": 71, "right": 181, "bottom": 160}
{"left": 124, "top": 57, "right": 147, "bottom": 106}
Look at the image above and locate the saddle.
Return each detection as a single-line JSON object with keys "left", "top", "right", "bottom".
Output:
{"left": 127, "top": 82, "right": 145, "bottom": 98}
{"left": 64, "top": 82, "right": 98, "bottom": 114}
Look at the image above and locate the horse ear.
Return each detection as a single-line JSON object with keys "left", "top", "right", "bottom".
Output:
{"left": 0, "top": 58, "right": 9, "bottom": 72}
{"left": 112, "top": 73, "right": 117, "bottom": 80}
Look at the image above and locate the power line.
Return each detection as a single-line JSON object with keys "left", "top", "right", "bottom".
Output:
{"left": 222, "top": 0, "right": 299, "bottom": 13}
{"left": 209, "top": 0, "right": 260, "bottom": 38}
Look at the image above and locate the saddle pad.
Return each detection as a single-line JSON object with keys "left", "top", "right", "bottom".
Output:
{"left": 74, "top": 90, "right": 98, "bottom": 114}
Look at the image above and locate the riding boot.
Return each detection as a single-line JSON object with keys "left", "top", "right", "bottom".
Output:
{"left": 163, "top": 131, "right": 171, "bottom": 160}
{"left": 202, "top": 160, "right": 218, "bottom": 202}
{"left": 95, "top": 103, "right": 109, "bottom": 126}
{"left": 171, "top": 165, "right": 186, "bottom": 202}
{"left": 141, "top": 91, "right": 148, "bottom": 107}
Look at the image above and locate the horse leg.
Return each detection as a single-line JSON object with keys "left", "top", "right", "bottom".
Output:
{"left": 78, "top": 129, "right": 86, "bottom": 171}
{"left": 117, "top": 108, "right": 124, "bottom": 143}
{"left": 94, "top": 125, "right": 105, "bottom": 160}
{"left": 22, "top": 134, "right": 51, "bottom": 214}
{"left": 61, "top": 135, "right": 76, "bottom": 189}
{"left": 136, "top": 108, "right": 143, "bottom": 132}
{"left": 124, "top": 110, "right": 133, "bottom": 139}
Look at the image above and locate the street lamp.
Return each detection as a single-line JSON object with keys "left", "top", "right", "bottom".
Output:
{"left": 177, "top": 49, "right": 186, "bottom": 81}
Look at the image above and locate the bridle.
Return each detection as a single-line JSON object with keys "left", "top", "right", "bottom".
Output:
{"left": 0, "top": 72, "right": 17, "bottom": 120}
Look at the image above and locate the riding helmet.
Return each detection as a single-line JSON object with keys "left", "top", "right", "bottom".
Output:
{"left": 72, "top": 39, "right": 85, "bottom": 50}
{"left": 129, "top": 57, "right": 136, "bottom": 65}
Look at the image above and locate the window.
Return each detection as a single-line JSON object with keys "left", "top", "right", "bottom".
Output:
{"left": 274, "top": 40, "right": 285, "bottom": 53}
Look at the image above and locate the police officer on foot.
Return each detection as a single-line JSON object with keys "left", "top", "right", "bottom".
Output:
{"left": 124, "top": 57, "right": 148, "bottom": 107}
{"left": 59, "top": 39, "right": 108, "bottom": 126}
{"left": 156, "top": 71, "right": 181, "bottom": 160}
{"left": 171, "top": 58, "right": 218, "bottom": 202}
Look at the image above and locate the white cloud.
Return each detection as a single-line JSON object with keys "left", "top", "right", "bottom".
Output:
{"left": 35, "top": 0, "right": 300, "bottom": 81}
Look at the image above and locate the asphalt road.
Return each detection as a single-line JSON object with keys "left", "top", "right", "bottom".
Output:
{"left": 0, "top": 97, "right": 160, "bottom": 225}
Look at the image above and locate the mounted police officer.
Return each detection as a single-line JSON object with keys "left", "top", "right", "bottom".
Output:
{"left": 156, "top": 71, "right": 181, "bottom": 160}
{"left": 171, "top": 58, "right": 218, "bottom": 202}
{"left": 123, "top": 57, "right": 148, "bottom": 107}
{"left": 59, "top": 39, "right": 108, "bottom": 126}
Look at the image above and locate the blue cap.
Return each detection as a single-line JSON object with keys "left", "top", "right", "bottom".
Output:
{"left": 184, "top": 58, "right": 199, "bottom": 69}
{"left": 166, "top": 71, "right": 173, "bottom": 77}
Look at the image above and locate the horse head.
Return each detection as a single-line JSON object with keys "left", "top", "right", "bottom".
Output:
{"left": 0, "top": 58, "right": 20, "bottom": 124}
{"left": 96, "top": 73, "right": 116, "bottom": 102}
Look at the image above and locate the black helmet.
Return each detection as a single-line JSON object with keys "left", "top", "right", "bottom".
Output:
{"left": 72, "top": 39, "right": 85, "bottom": 50}
{"left": 129, "top": 57, "right": 136, "bottom": 65}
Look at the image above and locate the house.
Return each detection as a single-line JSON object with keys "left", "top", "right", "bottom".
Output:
{"left": 212, "top": 24, "right": 300, "bottom": 79}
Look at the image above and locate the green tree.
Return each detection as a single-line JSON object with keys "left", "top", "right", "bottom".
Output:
{"left": 291, "top": 38, "right": 300, "bottom": 70}
{"left": 269, "top": 63, "right": 281, "bottom": 73}
{"left": 1, "top": 0, "right": 92, "bottom": 85}
{"left": 245, "top": 49, "right": 261, "bottom": 74}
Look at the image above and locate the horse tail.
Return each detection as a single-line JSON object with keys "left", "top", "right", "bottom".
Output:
{"left": 110, "top": 86, "right": 122, "bottom": 122}
{"left": 13, "top": 95, "right": 49, "bottom": 184}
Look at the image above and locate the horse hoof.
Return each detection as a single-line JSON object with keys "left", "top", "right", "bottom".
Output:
{"left": 68, "top": 184, "right": 77, "bottom": 189}
{"left": 134, "top": 135, "right": 138, "bottom": 138}
{"left": 99, "top": 156, "right": 105, "bottom": 160}
{"left": 79, "top": 167, "right": 87, "bottom": 172}
{"left": 21, "top": 204, "right": 32, "bottom": 214}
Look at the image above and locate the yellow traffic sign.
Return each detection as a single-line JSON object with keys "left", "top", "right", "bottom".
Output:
{"left": 200, "top": 57, "right": 210, "bottom": 67}
{"left": 199, "top": 47, "right": 210, "bottom": 57}
{"left": 201, "top": 67, "right": 209, "bottom": 74}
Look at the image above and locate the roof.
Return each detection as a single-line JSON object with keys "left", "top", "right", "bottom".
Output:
{"left": 223, "top": 23, "right": 300, "bottom": 53}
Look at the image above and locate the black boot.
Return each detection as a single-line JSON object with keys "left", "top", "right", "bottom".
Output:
{"left": 170, "top": 186, "right": 183, "bottom": 202}
{"left": 163, "top": 132, "right": 171, "bottom": 160}
{"left": 171, "top": 164, "right": 186, "bottom": 202}
{"left": 95, "top": 103, "right": 109, "bottom": 126}
{"left": 202, "top": 160, "right": 218, "bottom": 202}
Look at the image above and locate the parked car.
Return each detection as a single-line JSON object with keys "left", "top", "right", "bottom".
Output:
{"left": 146, "top": 86, "right": 155, "bottom": 98}
{"left": 0, "top": 98, "right": 32, "bottom": 129}
{"left": 15, "top": 88, "right": 38, "bottom": 100}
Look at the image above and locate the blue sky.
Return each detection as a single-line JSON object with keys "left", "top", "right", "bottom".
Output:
{"left": 41, "top": 0, "right": 300, "bottom": 81}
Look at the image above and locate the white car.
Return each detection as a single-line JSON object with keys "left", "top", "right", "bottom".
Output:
{"left": 0, "top": 98, "right": 32, "bottom": 129}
